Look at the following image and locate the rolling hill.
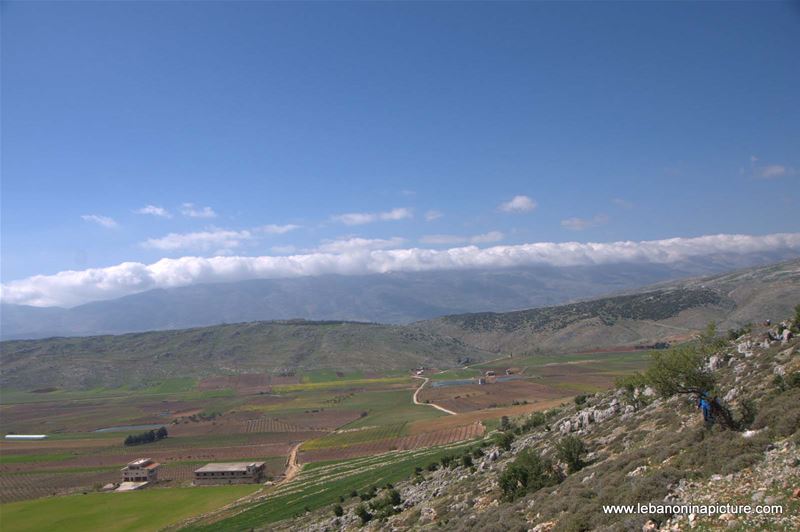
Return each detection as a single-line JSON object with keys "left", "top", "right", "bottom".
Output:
{"left": 0, "top": 321, "right": 491, "bottom": 390}
{"left": 415, "top": 258, "right": 800, "bottom": 354}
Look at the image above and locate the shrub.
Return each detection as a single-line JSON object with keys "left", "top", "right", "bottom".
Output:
{"left": 499, "top": 449, "right": 560, "bottom": 501}
{"left": 493, "top": 431, "right": 515, "bottom": 451}
{"left": 369, "top": 489, "right": 402, "bottom": 519}
{"left": 737, "top": 398, "right": 757, "bottom": 429}
{"left": 461, "top": 454, "right": 473, "bottom": 467}
{"left": 574, "top": 394, "right": 588, "bottom": 407}
{"left": 556, "top": 435, "right": 586, "bottom": 474}
{"left": 124, "top": 426, "right": 168, "bottom": 446}
{"left": 355, "top": 504, "right": 372, "bottom": 524}
{"left": 522, "top": 411, "right": 547, "bottom": 432}
{"left": 333, "top": 504, "right": 343, "bottom": 517}
{"left": 500, "top": 416, "right": 512, "bottom": 431}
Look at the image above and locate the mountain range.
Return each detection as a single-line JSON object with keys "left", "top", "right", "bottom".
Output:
{"left": 2, "top": 251, "right": 797, "bottom": 340}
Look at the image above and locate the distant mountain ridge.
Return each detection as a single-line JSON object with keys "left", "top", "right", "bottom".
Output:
{"left": 415, "top": 258, "right": 800, "bottom": 353}
{"left": 2, "top": 252, "right": 796, "bottom": 339}
{"left": 0, "top": 320, "right": 492, "bottom": 390}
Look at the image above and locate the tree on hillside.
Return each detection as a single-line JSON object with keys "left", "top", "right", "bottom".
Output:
{"left": 498, "top": 449, "right": 560, "bottom": 501}
{"left": 645, "top": 344, "right": 715, "bottom": 397}
{"left": 555, "top": 435, "right": 586, "bottom": 474}
{"left": 642, "top": 339, "right": 737, "bottom": 430}
{"left": 793, "top": 304, "right": 800, "bottom": 332}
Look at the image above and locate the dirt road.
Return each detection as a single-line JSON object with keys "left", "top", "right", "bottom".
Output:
{"left": 283, "top": 442, "right": 302, "bottom": 482}
{"left": 412, "top": 376, "right": 457, "bottom": 415}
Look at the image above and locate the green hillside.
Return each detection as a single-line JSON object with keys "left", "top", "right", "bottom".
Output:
{"left": 0, "top": 320, "right": 490, "bottom": 390}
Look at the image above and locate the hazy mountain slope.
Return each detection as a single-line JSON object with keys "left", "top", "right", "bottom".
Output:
{"left": 0, "top": 321, "right": 491, "bottom": 390}
{"left": 2, "top": 253, "right": 796, "bottom": 340}
{"left": 416, "top": 259, "right": 800, "bottom": 354}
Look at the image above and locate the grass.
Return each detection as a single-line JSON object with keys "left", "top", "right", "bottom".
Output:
{"left": 338, "top": 389, "right": 444, "bottom": 429}
{"left": 0, "top": 485, "right": 258, "bottom": 532}
{"left": 299, "top": 369, "right": 365, "bottom": 383}
{"left": 428, "top": 368, "right": 482, "bottom": 380}
{"left": 272, "top": 376, "right": 411, "bottom": 393}
{"left": 0, "top": 452, "right": 75, "bottom": 465}
{"left": 302, "top": 423, "right": 408, "bottom": 450}
{"left": 185, "top": 441, "right": 480, "bottom": 531}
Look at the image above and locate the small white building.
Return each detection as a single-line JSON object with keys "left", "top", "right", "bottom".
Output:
{"left": 121, "top": 458, "right": 160, "bottom": 483}
{"left": 4, "top": 435, "right": 47, "bottom": 440}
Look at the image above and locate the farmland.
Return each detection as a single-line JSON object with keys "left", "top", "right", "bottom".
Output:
{"left": 184, "top": 441, "right": 481, "bottom": 531}
{"left": 416, "top": 350, "right": 654, "bottom": 413}
{"left": 0, "top": 485, "right": 259, "bottom": 532}
{"left": 0, "top": 347, "right": 653, "bottom": 529}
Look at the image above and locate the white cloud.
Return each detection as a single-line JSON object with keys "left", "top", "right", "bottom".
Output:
{"left": 142, "top": 229, "right": 252, "bottom": 252}
{"left": 257, "top": 224, "right": 301, "bottom": 234}
{"left": 181, "top": 203, "right": 217, "bottom": 218}
{"left": 755, "top": 164, "right": 790, "bottom": 179}
{"left": 499, "top": 195, "right": 537, "bottom": 213}
{"left": 81, "top": 214, "right": 118, "bottom": 228}
{"left": 561, "top": 214, "right": 609, "bottom": 231}
{"left": 425, "top": 210, "right": 444, "bottom": 222}
{"left": 316, "top": 237, "right": 406, "bottom": 254}
{"left": 332, "top": 208, "right": 413, "bottom": 226}
{"left": 420, "top": 231, "right": 505, "bottom": 245}
{"left": 3, "top": 232, "right": 799, "bottom": 307}
{"left": 134, "top": 205, "right": 171, "bottom": 218}
{"left": 612, "top": 198, "right": 633, "bottom": 209}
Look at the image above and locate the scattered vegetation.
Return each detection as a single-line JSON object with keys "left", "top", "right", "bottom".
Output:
{"left": 499, "top": 449, "right": 561, "bottom": 501}
{"left": 123, "top": 426, "right": 167, "bottom": 446}
{"left": 555, "top": 435, "right": 586, "bottom": 474}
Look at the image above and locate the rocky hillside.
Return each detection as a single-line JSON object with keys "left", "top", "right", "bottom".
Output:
{"left": 275, "top": 315, "right": 800, "bottom": 531}
{"left": 415, "top": 259, "right": 800, "bottom": 354}
{"left": 0, "top": 320, "right": 491, "bottom": 390}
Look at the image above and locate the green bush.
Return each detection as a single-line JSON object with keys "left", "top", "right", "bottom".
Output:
{"left": 333, "top": 504, "right": 343, "bottom": 517}
{"left": 556, "top": 435, "right": 586, "bottom": 474}
{"left": 355, "top": 504, "right": 372, "bottom": 524}
{"left": 522, "top": 411, "right": 547, "bottom": 431}
{"left": 737, "top": 398, "right": 757, "bottom": 429}
{"left": 493, "top": 431, "right": 515, "bottom": 451}
{"left": 498, "top": 449, "right": 560, "bottom": 501}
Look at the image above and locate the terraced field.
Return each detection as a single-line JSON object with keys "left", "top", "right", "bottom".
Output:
{"left": 299, "top": 421, "right": 485, "bottom": 462}
{"left": 183, "top": 440, "right": 482, "bottom": 531}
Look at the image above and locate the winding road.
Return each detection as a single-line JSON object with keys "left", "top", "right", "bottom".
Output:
{"left": 412, "top": 376, "right": 458, "bottom": 415}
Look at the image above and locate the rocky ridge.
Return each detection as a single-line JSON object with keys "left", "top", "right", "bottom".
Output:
{"left": 271, "top": 316, "right": 800, "bottom": 531}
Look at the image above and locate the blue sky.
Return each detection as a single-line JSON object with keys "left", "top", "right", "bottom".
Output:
{"left": 2, "top": 1, "right": 799, "bottom": 306}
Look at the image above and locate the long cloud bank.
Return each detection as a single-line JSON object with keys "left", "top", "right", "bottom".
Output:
{"left": 2, "top": 232, "right": 799, "bottom": 308}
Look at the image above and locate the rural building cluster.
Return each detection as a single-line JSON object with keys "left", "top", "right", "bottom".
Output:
{"left": 193, "top": 462, "right": 267, "bottom": 485}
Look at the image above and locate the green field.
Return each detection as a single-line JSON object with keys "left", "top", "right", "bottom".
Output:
{"left": 0, "top": 486, "right": 258, "bottom": 532}
{"left": 0, "top": 452, "right": 75, "bottom": 465}
{"left": 185, "top": 441, "right": 480, "bottom": 531}
{"left": 339, "top": 389, "right": 444, "bottom": 429}
{"left": 303, "top": 423, "right": 408, "bottom": 450}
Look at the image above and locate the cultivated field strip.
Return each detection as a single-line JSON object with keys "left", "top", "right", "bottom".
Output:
{"left": 186, "top": 440, "right": 481, "bottom": 530}
{"left": 299, "top": 421, "right": 484, "bottom": 462}
{"left": 244, "top": 417, "right": 307, "bottom": 433}
{"left": 0, "top": 469, "right": 118, "bottom": 503}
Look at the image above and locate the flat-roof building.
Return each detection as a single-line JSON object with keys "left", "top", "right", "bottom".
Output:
{"left": 194, "top": 462, "right": 265, "bottom": 485}
{"left": 121, "top": 458, "right": 160, "bottom": 483}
